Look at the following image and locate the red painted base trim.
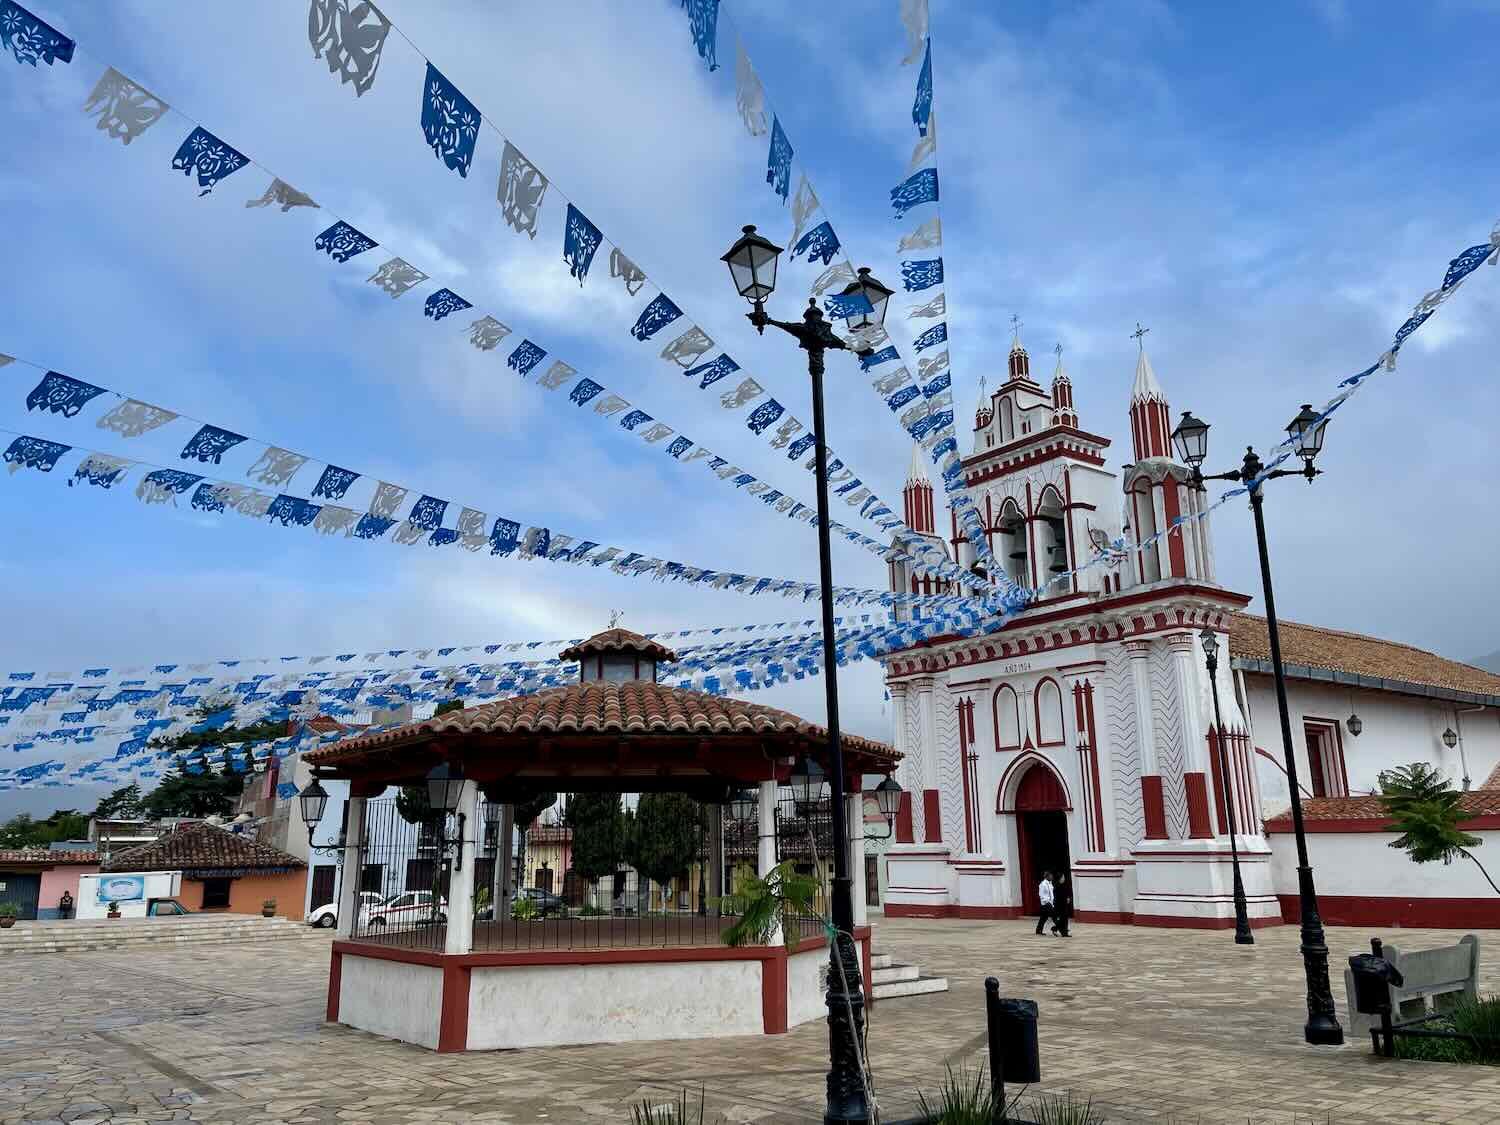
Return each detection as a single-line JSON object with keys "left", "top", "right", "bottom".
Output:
{"left": 1074, "top": 910, "right": 1134, "bottom": 925}
{"left": 438, "top": 964, "right": 471, "bottom": 1052}
{"left": 883, "top": 903, "right": 958, "bottom": 918}
{"left": 761, "top": 947, "right": 788, "bottom": 1034}
{"left": 1266, "top": 814, "right": 1500, "bottom": 834}
{"left": 1183, "top": 772, "right": 1213, "bottom": 839}
{"left": 956, "top": 905, "right": 1023, "bottom": 919}
{"left": 1141, "top": 775, "right": 1168, "bottom": 839}
{"left": 895, "top": 791, "right": 915, "bottom": 844}
{"left": 1277, "top": 894, "right": 1500, "bottom": 929}
{"left": 326, "top": 949, "right": 342, "bottom": 1023}
{"left": 1133, "top": 912, "right": 1283, "bottom": 930}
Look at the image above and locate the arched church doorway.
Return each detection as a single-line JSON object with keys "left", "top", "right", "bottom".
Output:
{"left": 1015, "top": 763, "right": 1071, "bottom": 916}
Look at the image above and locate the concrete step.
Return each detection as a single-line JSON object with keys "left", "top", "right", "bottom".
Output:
{"left": 872, "top": 975, "right": 950, "bottom": 1001}
{"left": 871, "top": 962, "right": 920, "bottom": 986}
{"left": 869, "top": 952, "right": 894, "bottom": 970}
{"left": 0, "top": 916, "right": 325, "bottom": 955}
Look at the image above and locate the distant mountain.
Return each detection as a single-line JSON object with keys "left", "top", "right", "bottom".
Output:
{"left": 1472, "top": 650, "right": 1500, "bottom": 674}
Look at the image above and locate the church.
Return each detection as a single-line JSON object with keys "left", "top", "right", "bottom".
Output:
{"left": 878, "top": 335, "right": 1500, "bottom": 929}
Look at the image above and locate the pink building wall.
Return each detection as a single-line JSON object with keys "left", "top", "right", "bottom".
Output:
{"left": 39, "top": 864, "right": 98, "bottom": 917}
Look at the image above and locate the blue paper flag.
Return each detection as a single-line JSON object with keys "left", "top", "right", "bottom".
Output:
{"left": 508, "top": 340, "right": 547, "bottom": 376}
{"left": 859, "top": 345, "right": 899, "bottom": 370}
{"left": 686, "top": 353, "right": 740, "bottom": 389}
{"left": 180, "top": 424, "right": 246, "bottom": 465}
{"left": 563, "top": 204, "right": 603, "bottom": 285}
{"left": 619, "top": 410, "right": 653, "bottom": 431}
{"left": 170, "top": 127, "right": 249, "bottom": 196}
{"left": 0, "top": 2, "right": 74, "bottom": 67}
{"left": 631, "top": 293, "right": 683, "bottom": 341}
{"left": 424, "top": 288, "right": 472, "bottom": 321}
{"left": 420, "top": 63, "right": 480, "bottom": 177}
{"left": 913, "top": 321, "right": 947, "bottom": 352}
{"left": 787, "top": 432, "right": 817, "bottom": 461}
{"left": 407, "top": 495, "right": 448, "bottom": 531}
{"left": 824, "top": 292, "right": 873, "bottom": 320}
{"left": 25, "top": 371, "right": 106, "bottom": 417}
{"left": 352, "top": 513, "right": 396, "bottom": 539}
{"left": 314, "top": 220, "right": 378, "bottom": 262}
{"left": 902, "top": 258, "right": 944, "bottom": 291}
{"left": 913, "top": 38, "right": 932, "bottom": 136}
{"left": 569, "top": 378, "right": 605, "bottom": 406}
{"left": 2, "top": 435, "right": 69, "bottom": 473}
{"left": 266, "top": 495, "right": 322, "bottom": 527}
{"left": 891, "top": 167, "right": 938, "bottom": 220}
{"left": 682, "top": 0, "right": 720, "bottom": 71}
{"left": 746, "top": 398, "right": 785, "bottom": 435}
{"left": 488, "top": 518, "right": 522, "bottom": 556}
{"left": 311, "top": 464, "right": 359, "bottom": 500}
{"left": 792, "top": 221, "right": 840, "bottom": 266}
{"left": 766, "top": 116, "right": 793, "bottom": 203}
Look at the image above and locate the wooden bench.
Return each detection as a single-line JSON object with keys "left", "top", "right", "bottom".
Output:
{"left": 1343, "top": 934, "right": 1480, "bottom": 1039}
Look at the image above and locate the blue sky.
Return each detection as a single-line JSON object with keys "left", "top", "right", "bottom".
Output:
{"left": 2, "top": 0, "right": 1498, "bottom": 815}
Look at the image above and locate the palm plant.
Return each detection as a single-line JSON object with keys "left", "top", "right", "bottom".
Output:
{"left": 714, "top": 860, "right": 818, "bottom": 948}
{"left": 1379, "top": 763, "right": 1498, "bottom": 894}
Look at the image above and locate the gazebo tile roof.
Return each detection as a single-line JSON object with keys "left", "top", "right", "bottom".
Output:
{"left": 305, "top": 680, "right": 896, "bottom": 767}
{"left": 557, "top": 628, "right": 677, "bottom": 664}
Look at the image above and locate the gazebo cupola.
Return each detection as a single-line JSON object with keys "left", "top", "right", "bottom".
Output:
{"left": 559, "top": 628, "right": 677, "bottom": 684}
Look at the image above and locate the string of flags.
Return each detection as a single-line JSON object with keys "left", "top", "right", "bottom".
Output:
{"left": 0, "top": 2, "right": 967, "bottom": 590}
{"left": 2, "top": 348, "right": 991, "bottom": 602}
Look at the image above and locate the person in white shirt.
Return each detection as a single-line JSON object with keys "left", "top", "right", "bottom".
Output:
{"left": 1034, "top": 871, "right": 1055, "bottom": 936}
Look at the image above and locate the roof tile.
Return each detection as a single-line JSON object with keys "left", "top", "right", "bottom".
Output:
{"left": 102, "top": 822, "right": 304, "bottom": 873}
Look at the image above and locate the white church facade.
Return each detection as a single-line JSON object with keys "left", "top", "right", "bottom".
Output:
{"left": 879, "top": 337, "right": 1500, "bottom": 930}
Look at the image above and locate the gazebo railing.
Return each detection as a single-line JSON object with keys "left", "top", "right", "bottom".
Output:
{"left": 347, "top": 797, "right": 451, "bottom": 952}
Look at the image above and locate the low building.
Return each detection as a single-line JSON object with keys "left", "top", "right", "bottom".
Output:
{"left": 0, "top": 849, "right": 100, "bottom": 919}
{"left": 103, "top": 822, "right": 306, "bottom": 917}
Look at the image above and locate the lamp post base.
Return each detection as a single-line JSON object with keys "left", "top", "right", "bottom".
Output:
{"left": 1295, "top": 865, "right": 1344, "bottom": 1045}
{"left": 823, "top": 924, "right": 869, "bottom": 1124}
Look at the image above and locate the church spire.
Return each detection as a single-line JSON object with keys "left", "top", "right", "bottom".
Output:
{"left": 1006, "top": 314, "right": 1031, "bottom": 381}
{"left": 974, "top": 374, "right": 992, "bottom": 429}
{"left": 1128, "top": 324, "right": 1171, "bottom": 460}
{"left": 903, "top": 443, "right": 936, "bottom": 536}
{"left": 1050, "top": 342, "right": 1077, "bottom": 428}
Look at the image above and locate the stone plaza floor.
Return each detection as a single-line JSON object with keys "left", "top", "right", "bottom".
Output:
{"left": 3, "top": 916, "right": 1499, "bottom": 1124}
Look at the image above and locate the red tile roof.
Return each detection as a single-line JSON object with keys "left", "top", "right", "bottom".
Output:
{"left": 1264, "top": 791, "right": 1500, "bottom": 827}
{"left": 557, "top": 628, "right": 677, "bottom": 664}
{"left": 0, "top": 849, "right": 99, "bottom": 866}
{"left": 306, "top": 680, "right": 896, "bottom": 767}
{"left": 102, "top": 822, "right": 304, "bottom": 873}
{"left": 1228, "top": 612, "right": 1500, "bottom": 702}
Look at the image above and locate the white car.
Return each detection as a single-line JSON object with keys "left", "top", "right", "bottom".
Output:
{"left": 363, "top": 891, "right": 447, "bottom": 928}
{"left": 307, "top": 891, "right": 383, "bottom": 929}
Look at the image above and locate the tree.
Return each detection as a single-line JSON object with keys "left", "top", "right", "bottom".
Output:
{"left": 628, "top": 793, "right": 703, "bottom": 909}
{"left": 94, "top": 783, "right": 145, "bottom": 820}
{"left": 511, "top": 789, "right": 557, "bottom": 895}
{"left": 1380, "top": 762, "right": 1499, "bottom": 894}
{"left": 395, "top": 785, "right": 433, "bottom": 825}
{"left": 433, "top": 698, "right": 465, "bottom": 717}
{"left": 142, "top": 763, "right": 241, "bottom": 819}
{"left": 0, "top": 808, "right": 94, "bottom": 849}
{"left": 568, "top": 792, "right": 627, "bottom": 888}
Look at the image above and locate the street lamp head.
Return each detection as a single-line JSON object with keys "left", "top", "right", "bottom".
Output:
{"left": 729, "top": 787, "right": 757, "bottom": 823}
{"left": 1171, "top": 410, "right": 1210, "bottom": 467}
{"left": 1198, "top": 626, "right": 1219, "bottom": 668}
{"left": 836, "top": 267, "right": 894, "bottom": 334}
{"left": 1346, "top": 713, "right": 1363, "bottom": 737}
{"left": 425, "top": 759, "right": 466, "bottom": 816}
{"left": 1287, "top": 403, "right": 1328, "bottom": 464}
{"left": 297, "top": 777, "right": 329, "bottom": 832}
{"left": 721, "top": 224, "right": 782, "bottom": 305}
{"left": 1442, "top": 726, "right": 1459, "bottom": 750}
{"left": 873, "top": 776, "right": 903, "bottom": 822}
{"left": 789, "top": 754, "right": 827, "bottom": 812}
{"left": 483, "top": 798, "right": 502, "bottom": 833}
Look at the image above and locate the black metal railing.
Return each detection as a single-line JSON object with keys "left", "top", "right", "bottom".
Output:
{"left": 348, "top": 796, "right": 452, "bottom": 952}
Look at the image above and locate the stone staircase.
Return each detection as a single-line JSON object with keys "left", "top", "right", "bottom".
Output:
{"left": 870, "top": 949, "right": 948, "bottom": 1001}
{"left": 0, "top": 914, "right": 329, "bottom": 956}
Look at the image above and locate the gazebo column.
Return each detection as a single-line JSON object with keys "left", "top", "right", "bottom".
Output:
{"left": 444, "top": 781, "right": 479, "bottom": 956}
{"left": 757, "top": 780, "right": 782, "bottom": 944}
{"left": 708, "top": 804, "right": 725, "bottom": 915}
{"left": 335, "top": 796, "right": 366, "bottom": 940}
{"left": 847, "top": 791, "right": 867, "bottom": 928}
{"left": 493, "top": 804, "right": 515, "bottom": 917}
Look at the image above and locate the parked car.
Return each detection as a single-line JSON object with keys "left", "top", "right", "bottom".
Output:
{"left": 363, "top": 891, "right": 447, "bottom": 928}
{"left": 475, "top": 887, "right": 566, "bottom": 921}
{"left": 518, "top": 887, "right": 566, "bottom": 917}
{"left": 306, "top": 891, "right": 382, "bottom": 929}
{"left": 146, "top": 899, "right": 191, "bottom": 916}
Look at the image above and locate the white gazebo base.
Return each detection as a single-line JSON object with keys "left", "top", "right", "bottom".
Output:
{"left": 327, "top": 928, "right": 872, "bottom": 1052}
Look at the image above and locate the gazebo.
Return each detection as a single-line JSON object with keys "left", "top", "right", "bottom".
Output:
{"left": 302, "top": 628, "right": 899, "bottom": 1052}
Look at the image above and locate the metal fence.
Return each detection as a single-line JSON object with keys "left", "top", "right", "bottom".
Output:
{"left": 349, "top": 790, "right": 835, "bottom": 952}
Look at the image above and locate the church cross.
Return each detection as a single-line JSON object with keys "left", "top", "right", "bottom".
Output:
{"left": 608, "top": 609, "right": 623, "bottom": 628}
{"left": 1131, "top": 322, "right": 1150, "bottom": 350}
{"left": 1010, "top": 314, "right": 1023, "bottom": 344}
{"left": 1054, "top": 342, "right": 1063, "bottom": 359}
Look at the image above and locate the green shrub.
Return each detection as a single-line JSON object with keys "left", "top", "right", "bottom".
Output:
{"left": 0, "top": 902, "right": 18, "bottom": 919}
{"left": 1029, "top": 1090, "right": 1105, "bottom": 1125}
{"left": 579, "top": 904, "right": 607, "bottom": 917}
{"left": 1393, "top": 996, "right": 1500, "bottom": 1065}
{"left": 510, "top": 896, "right": 539, "bottom": 922}
{"left": 630, "top": 1087, "right": 704, "bottom": 1125}
{"left": 915, "top": 1064, "right": 993, "bottom": 1125}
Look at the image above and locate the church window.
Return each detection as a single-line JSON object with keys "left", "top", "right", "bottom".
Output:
{"left": 993, "top": 684, "right": 1021, "bottom": 751}
{"left": 996, "top": 500, "right": 1028, "bottom": 588}
{"left": 1000, "top": 399, "right": 1015, "bottom": 443}
{"left": 1035, "top": 486, "right": 1071, "bottom": 593}
{"left": 1035, "top": 678, "right": 1065, "bottom": 746}
{"left": 1302, "top": 720, "right": 1348, "bottom": 798}
{"left": 1131, "top": 480, "right": 1161, "bottom": 583}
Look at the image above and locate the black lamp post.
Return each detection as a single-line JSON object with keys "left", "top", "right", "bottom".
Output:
{"left": 724, "top": 225, "right": 889, "bottom": 1124}
{"left": 1171, "top": 405, "right": 1344, "bottom": 1046}
{"left": 1199, "top": 627, "right": 1254, "bottom": 946}
{"left": 426, "top": 760, "right": 468, "bottom": 872}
